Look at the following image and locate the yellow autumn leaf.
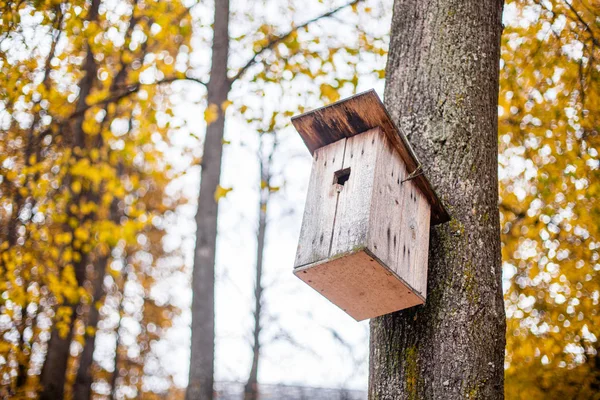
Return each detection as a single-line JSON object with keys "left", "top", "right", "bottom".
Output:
{"left": 86, "top": 326, "right": 96, "bottom": 337}
{"left": 204, "top": 103, "right": 219, "bottom": 125}
{"left": 221, "top": 100, "right": 232, "bottom": 111}
{"left": 0, "top": 342, "right": 12, "bottom": 353}
{"left": 214, "top": 185, "right": 233, "bottom": 203}
{"left": 320, "top": 83, "right": 340, "bottom": 103}
{"left": 71, "top": 181, "right": 82, "bottom": 194}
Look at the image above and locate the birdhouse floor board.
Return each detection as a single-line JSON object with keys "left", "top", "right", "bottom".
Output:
{"left": 294, "top": 250, "right": 424, "bottom": 321}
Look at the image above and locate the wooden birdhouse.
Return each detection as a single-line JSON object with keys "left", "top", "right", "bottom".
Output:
{"left": 292, "top": 90, "right": 449, "bottom": 321}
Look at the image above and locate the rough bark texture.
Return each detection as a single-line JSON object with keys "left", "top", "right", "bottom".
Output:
{"left": 369, "top": 1, "right": 506, "bottom": 399}
{"left": 187, "top": 1, "right": 230, "bottom": 399}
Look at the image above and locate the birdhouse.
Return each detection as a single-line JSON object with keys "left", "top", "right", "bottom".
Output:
{"left": 291, "top": 90, "right": 449, "bottom": 321}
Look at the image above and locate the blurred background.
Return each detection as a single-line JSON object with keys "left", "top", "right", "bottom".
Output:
{"left": 0, "top": 0, "right": 598, "bottom": 399}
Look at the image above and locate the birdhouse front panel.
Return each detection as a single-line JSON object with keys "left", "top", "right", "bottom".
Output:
{"left": 291, "top": 90, "right": 449, "bottom": 321}
{"left": 294, "top": 127, "right": 431, "bottom": 320}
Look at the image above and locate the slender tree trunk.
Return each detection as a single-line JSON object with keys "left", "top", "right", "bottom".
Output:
{"left": 73, "top": 255, "right": 109, "bottom": 400}
{"left": 14, "top": 11, "right": 63, "bottom": 391}
{"left": 39, "top": 2, "right": 100, "bottom": 398}
{"left": 369, "top": 1, "right": 506, "bottom": 399}
{"left": 187, "top": 0, "right": 230, "bottom": 399}
{"left": 244, "top": 138, "right": 273, "bottom": 400}
{"left": 110, "top": 268, "right": 129, "bottom": 400}
{"left": 243, "top": 196, "right": 266, "bottom": 400}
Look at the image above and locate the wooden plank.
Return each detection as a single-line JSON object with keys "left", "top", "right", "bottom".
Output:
{"left": 329, "top": 128, "right": 381, "bottom": 257}
{"left": 367, "top": 132, "right": 431, "bottom": 297}
{"left": 409, "top": 190, "right": 431, "bottom": 296}
{"left": 294, "top": 250, "right": 424, "bottom": 321}
{"left": 294, "top": 138, "right": 346, "bottom": 268}
{"left": 291, "top": 89, "right": 449, "bottom": 225}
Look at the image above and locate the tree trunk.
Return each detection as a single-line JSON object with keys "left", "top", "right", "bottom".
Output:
{"left": 39, "top": 320, "right": 76, "bottom": 400}
{"left": 369, "top": 1, "right": 506, "bottom": 399}
{"left": 110, "top": 269, "right": 128, "bottom": 400}
{"left": 244, "top": 204, "right": 266, "bottom": 400}
{"left": 187, "top": 0, "right": 230, "bottom": 399}
{"left": 73, "top": 255, "right": 109, "bottom": 400}
{"left": 39, "top": 2, "right": 100, "bottom": 398}
{"left": 244, "top": 138, "right": 273, "bottom": 400}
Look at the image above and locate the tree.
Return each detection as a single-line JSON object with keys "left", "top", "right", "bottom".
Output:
{"left": 369, "top": 1, "right": 506, "bottom": 399}
{"left": 0, "top": 0, "right": 193, "bottom": 398}
{"left": 187, "top": 0, "right": 229, "bottom": 398}
{"left": 0, "top": 0, "right": 387, "bottom": 397}
{"left": 243, "top": 130, "right": 277, "bottom": 400}
{"left": 500, "top": 1, "right": 600, "bottom": 398}
{"left": 186, "top": 1, "right": 384, "bottom": 398}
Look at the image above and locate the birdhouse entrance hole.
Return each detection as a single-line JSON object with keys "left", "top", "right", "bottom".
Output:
{"left": 334, "top": 167, "right": 351, "bottom": 186}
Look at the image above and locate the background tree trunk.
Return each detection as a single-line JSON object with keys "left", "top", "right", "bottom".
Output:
{"left": 244, "top": 135, "right": 276, "bottom": 400}
{"left": 39, "top": 2, "right": 100, "bottom": 398}
{"left": 73, "top": 255, "right": 108, "bottom": 400}
{"left": 187, "top": 0, "right": 230, "bottom": 399}
{"left": 369, "top": 1, "right": 506, "bottom": 399}
{"left": 243, "top": 184, "right": 267, "bottom": 400}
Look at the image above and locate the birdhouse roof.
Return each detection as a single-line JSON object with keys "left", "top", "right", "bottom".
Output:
{"left": 291, "top": 89, "right": 449, "bottom": 225}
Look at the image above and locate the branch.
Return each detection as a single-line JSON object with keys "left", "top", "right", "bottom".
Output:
{"left": 230, "top": 0, "right": 363, "bottom": 83}
{"left": 564, "top": 1, "right": 600, "bottom": 47}
{"left": 499, "top": 202, "right": 527, "bottom": 222}
{"left": 38, "top": 76, "right": 207, "bottom": 139}
{"left": 86, "top": 76, "right": 206, "bottom": 114}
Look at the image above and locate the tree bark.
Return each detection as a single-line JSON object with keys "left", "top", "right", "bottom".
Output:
{"left": 110, "top": 268, "right": 129, "bottom": 400}
{"left": 39, "top": 2, "right": 100, "bottom": 398}
{"left": 244, "top": 137, "right": 274, "bottom": 400}
{"left": 186, "top": 0, "right": 230, "bottom": 399}
{"left": 73, "top": 255, "right": 109, "bottom": 400}
{"left": 243, "top": 197, "right": 266, "bottom": 400}
{"left": 369, "top": 1, "right": 506, "bottom": 399}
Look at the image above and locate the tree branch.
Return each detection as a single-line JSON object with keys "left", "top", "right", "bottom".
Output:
{"left": 38, "top": 76, "right": 207, "bottom": 140}
{"left": 564, "top": 1, "right": 600, "bottom": 48}
{"left": 230, "top": 0, "right": 364, "bottom": 83}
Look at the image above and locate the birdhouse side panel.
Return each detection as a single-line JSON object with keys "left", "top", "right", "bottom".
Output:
{"left": 294, "top": 139, "right": 346, "bottom": 268}
{"left": 367, "top": 133, "right": 432, "bottom": 297}
{"left": 330, "top": 128, "right": 382, "bottom": 258}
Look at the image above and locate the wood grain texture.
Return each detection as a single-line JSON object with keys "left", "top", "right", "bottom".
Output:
{"left": 294, "top": 138, "right": 346, "bottom": 267}
{"left": 291, "top": 90, "right": 449, "bottom": 225}
{"left": 330, "top": 128, "right": 381, "bottom": 257}
{"left": 367, "top": 132, "right": 431, "bottom": 297}
{"left": 294, "top": 128, "right": 432, "bottom": 319}
{"left": 294, "top": 250, "right": 424, "bottom": 321}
